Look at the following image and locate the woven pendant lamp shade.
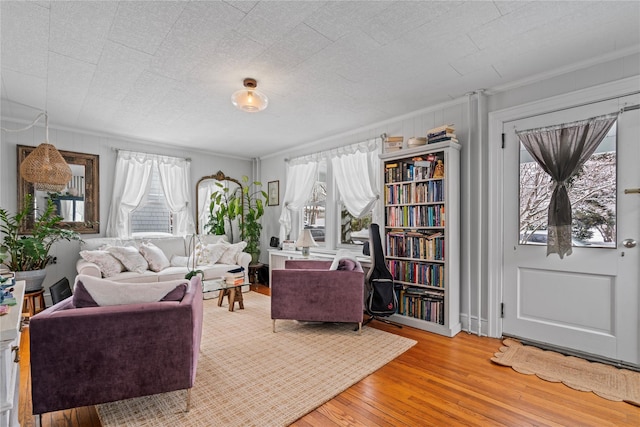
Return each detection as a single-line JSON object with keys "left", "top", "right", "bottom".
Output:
{"left": 20, "top": 143, "right": 72, "bottom": 192}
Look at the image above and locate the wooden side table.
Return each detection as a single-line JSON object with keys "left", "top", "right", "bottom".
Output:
{"left": 249, "top": 262, "right": 264, "bottom": 284}
{"left": 23, "top": 288, "right": 46, "bottom": 319}
{"left": 217, "top": 285, "right": 244, "bottom": 312}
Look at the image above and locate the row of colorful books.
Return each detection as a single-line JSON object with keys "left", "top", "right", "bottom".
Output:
{"left": 388, "top": 260, "right": 445, "bottom": 288}
{"left": 396, "top": 289, "right": 445, "bottom": 324}
{"left": 384, "top": 153, "right": 443, "bottom": 183}
{"left": 384, "top": 180, "right": 445, "bottom": 205}
{"left": 386, "top": 231, "right": 445, "bottom": 261}
{"left": 386, "top": 204, "right": 445, "bottom": 228}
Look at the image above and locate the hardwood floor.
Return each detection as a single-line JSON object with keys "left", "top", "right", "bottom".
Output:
{"left": 19, "top": 286, "right": 639, "bottom": 427}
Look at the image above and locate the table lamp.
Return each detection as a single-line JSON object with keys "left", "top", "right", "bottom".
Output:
{"left": 296, "top": 229, "right": 318, "bottom": 257}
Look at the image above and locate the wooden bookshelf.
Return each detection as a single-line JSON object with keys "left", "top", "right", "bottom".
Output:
{"left": 380, "top": 141, "right": 461, "bottom": 337}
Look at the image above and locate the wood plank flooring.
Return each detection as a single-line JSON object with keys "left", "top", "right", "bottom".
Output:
{"left": 18, "top": 286, "right": 639, "bottom": 426}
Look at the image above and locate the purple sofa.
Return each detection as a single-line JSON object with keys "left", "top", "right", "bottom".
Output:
{"left": 271, "top": 259, "right": 365, "bottom": 333}
{"left": 29, "top": 276, "right": 203, "bottom": 416}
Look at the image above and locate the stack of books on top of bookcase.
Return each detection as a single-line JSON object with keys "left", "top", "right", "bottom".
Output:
{"left": 384, "top": 136, "right": 403, "bottom": 152}
{"left": 427, "top": 124, "right": 457, "bottom": 144}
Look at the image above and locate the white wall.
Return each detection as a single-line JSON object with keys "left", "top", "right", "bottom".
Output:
{"left": 259, "top": 52, "right": 640, "bottom": 335}
{"left": 0, "top": 122, "right": 252, "bottom": 302}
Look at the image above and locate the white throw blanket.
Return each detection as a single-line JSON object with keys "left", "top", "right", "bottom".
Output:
{"left": 75, "top": 274, "right": 188, "bottom": 306}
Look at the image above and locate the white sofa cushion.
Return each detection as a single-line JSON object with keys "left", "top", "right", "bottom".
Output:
{"left": 197, "top": 243, "right": 228, "bottom": 265}
{"left": 99, "top": 270, "right": 160, "bottom": 283}
{"left": 139, "top": 241, "right": 171, "bottom": 272}
{"left": 79, "top": 250, "right": 124, "bottom": 278}
{"left": 107, "top": 246, "right": 149, "bottom": 273}
{"left": 142, "top": 236, "right": 187, "bottom": 259}
{"left": 219, "top": 241, "right": 247, "bottom": 264}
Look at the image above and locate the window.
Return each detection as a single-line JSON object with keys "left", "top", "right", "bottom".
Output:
{"left": 339, "top": 206, "right": 371, "bottom": 246}
{"left": 131, "top": 166, "right": 172, "bottom": 235}
{"left": 302, "top": 160, "right": 326, "bottom": 243}
{"left": 519, "top": 122, "right": 616, "bottom": 248}
{"left": 291, "top": 139, "right": 380, "bottom": 250}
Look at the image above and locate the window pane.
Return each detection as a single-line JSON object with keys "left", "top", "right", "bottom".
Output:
{"left": 131, "top": 166, "right": 172, "bottom": 235}
{"left": 340, "top": 207, "right": 372, "bottom": 245}
{"left": 519, "top": 123, "right": 616, "bottom": 248}
{"left": 303, "top": 161, "right": 326, "bottom": 243}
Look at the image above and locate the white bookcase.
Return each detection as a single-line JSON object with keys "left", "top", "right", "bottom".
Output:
{"left": 1, "top": 280, "right": 25, "bottom": 427}
{"left": 380, "top": 141, "right": 461, "bottom": 337}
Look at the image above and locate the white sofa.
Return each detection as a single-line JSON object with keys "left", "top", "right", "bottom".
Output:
{"left": 76, "top": 235, "right": 251, "bottom": 297}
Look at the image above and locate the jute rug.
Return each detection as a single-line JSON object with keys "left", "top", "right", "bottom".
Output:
{"left": 96, "top": 291, "right": 416, "bottom": 426}
{"left": 491, "top": 338, "right": 640, "bottom": 406}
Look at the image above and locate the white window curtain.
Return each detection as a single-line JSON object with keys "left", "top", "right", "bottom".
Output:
{"left": 106, "top": 151, "right": 153, "bottom": 238}
{"left": 106, "top": 150, "right": 195, "bottom": 238}
{"left": 278, "top": 160, "right": 319, "bottom": 242}
{"left": 158, "top": 157, "right": 195, "bottom": 236}
{"left": 197, "top": 183, "right": 214, "bottom": 234}
{"left": 331, "top": 139, "right": 380, "bottom": 223}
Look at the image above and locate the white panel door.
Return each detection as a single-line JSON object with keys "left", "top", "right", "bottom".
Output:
{"left": 502, "top": 96, "right": 639, "bottom": 366}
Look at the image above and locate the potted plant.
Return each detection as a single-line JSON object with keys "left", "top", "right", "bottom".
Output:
{"left": 205, "top": 181, "right": 242, "bottom": 241}
{"left": 0, "top": 195, "right": 81, "bottom": 292}
{"left": 238, "top": 176, "right": 268, "bottom": 264}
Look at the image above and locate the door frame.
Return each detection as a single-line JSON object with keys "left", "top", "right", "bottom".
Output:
{"left": 487, "top": 75, "right": 640, "bottom": 339}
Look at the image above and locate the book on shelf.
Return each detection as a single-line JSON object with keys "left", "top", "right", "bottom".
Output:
{"left": 426, "top": 131, "right": 456, "bottom": 139}
{"left": 428, "top": 136, "right": 458, "bottom": 144}
{"left": 384, "top": 136, "right": 403, "bottom": 152}
{"left": 426, "top": 124, "right": 456, "bottom": 145}
{"left": 426, "top": 124, "right": 455, "bottom": 135}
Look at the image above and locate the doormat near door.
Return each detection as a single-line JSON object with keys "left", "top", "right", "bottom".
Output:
{"left": 491, "top": 338, "right": 640, "bottom": 406}
{"left": 96, "top": 292, "right": 416, "bottom": 426}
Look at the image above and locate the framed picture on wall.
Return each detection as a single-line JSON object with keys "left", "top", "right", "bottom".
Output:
{"left": 268, "top": 180, "right": 279, "bottom": 206}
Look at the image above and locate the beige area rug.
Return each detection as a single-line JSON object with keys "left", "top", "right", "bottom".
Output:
{"left": 96, "top": 291, "right": 416, "bottom": 426}
{"left": 491, "top": 338, "right": 640, "bottom": 406}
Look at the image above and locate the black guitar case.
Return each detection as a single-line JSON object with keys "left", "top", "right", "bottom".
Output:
{"left": 365, "top": 223, "right": 398, "bottom": 317}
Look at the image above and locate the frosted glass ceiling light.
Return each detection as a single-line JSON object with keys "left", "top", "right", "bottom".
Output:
{"left": 231, "top": 78, "right": 268, "bottom": 112}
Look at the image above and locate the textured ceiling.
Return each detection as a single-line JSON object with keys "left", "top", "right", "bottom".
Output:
{"left": 1, "top": 1, "right": 639, "bottom": 158}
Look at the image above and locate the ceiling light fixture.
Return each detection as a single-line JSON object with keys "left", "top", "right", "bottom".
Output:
{"left": 18, "top": 113, "right": 72, "bottom": 192}
{"left": 231, "top": 78, "right": 268, "bottom": 113}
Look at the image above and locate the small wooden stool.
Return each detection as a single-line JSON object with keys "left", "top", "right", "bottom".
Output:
{"left": 217, "top": 286, "right": 244, "bottom": 312}
{"left": 23, "top": 288, "right": 46, "bottom": 319}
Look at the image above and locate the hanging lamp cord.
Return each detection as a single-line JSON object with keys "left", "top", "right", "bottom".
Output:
{"left": 1, "top": 111, "right": 47, "bottom": 133}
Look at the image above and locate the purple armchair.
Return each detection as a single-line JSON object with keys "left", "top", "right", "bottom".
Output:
{"left": 29, "top": 276, "right": 203, "bottom": 416}
{"left": 271, "top": 259, "right": 365, "bottom": 333}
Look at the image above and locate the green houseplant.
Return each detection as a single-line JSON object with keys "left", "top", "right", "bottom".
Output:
{"left": 204, "top": 176, "right": 266, "bottom": 264}
{"left": 0, "top": 195, "right": 81, "bottom": 291}
{"left": 238, "top": 176, "right": 268, "bottom": 264}
{"left": 205, "top": 181, "right": 242, "bottom": 241}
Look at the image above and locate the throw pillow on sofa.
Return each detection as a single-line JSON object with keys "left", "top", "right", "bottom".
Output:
{"left": 107, "top": 246, "right": 149, "bottom": 274}
{"left": 139, "top": 241, "right": 171, "bottom": 272}
{"left": 79, "top": 250, "right": 125, "bottom": 278}
{"left": 72, "top": 275, "right": 188, "bottom": 307}
{"left": 219, "top": 241, "right": 247, "bottom": 264}
{"left": 201, "top": 243, "right": 228, "bottom": 265}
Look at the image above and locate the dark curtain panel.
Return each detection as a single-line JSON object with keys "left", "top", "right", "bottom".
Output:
{"left": 516, "top": 113, "right": 617, "bottom": 258}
